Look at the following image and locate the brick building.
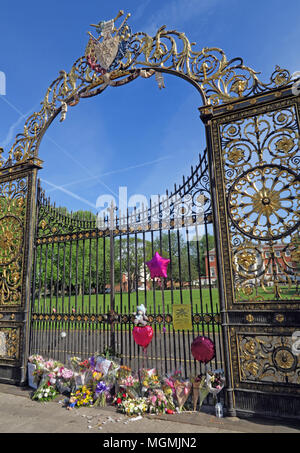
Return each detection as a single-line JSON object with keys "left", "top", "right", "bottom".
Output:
{"left": 205, "top": 243, "right": 297, "bottom": 286}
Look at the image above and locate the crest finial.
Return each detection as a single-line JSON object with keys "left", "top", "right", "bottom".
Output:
{"left": 86, "top": 11, "right": 132, "bottom": 73}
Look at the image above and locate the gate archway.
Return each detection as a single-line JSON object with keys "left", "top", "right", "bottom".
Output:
{"left": 0, "top": 11, "right": 299, "bottom": 420}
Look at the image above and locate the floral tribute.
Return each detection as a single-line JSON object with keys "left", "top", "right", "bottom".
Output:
{"left": 27, "top": 351, "right": 225, "bottom": 416}
{"left": 31, "top": 377, "right": 58, "bottom": 402}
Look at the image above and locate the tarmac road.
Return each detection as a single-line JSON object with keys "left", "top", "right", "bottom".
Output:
{"left": 0, "top": 383, "right": 299, "bottom": 435}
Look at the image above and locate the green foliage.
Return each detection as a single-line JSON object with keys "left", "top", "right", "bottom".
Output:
{"left": 34, "top": 208, "right": 216, "bottom": 301}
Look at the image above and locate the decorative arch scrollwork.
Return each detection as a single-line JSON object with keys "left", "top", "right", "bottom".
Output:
{"left": 0, "top": 10, "right": 294, "bottom": 168}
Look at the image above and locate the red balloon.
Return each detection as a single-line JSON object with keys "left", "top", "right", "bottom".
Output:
{"left": 132, "top": 325, "right": 153, "bottom": 350}
{"left": 191, "top": 336, "right": 215, "bottom": 363}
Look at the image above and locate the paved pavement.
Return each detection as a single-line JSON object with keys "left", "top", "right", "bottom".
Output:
{"left": 0, "top": 383, "right": 299, "bottom": 434}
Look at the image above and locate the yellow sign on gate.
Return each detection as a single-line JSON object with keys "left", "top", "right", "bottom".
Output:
{"left": 172, "top": 304, "right": 193, "bottom": 331}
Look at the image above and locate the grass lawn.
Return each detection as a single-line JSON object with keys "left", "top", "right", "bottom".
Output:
{"left": 31, "top": 288, "right": 221, "bottom": 333}
{"left": 33, "top": 288, "right": 220, "bottom": 315}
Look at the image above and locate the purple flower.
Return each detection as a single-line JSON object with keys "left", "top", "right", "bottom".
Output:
{"left": 95, "top": 382, "right": 108, "bottom": 395}
{"left": 90, "top": 356, "right": 96, "bottom": 369}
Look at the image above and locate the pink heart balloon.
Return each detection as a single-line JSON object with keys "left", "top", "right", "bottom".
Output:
{"left": 132, "top": 326, "right": 154, "bottom": 350}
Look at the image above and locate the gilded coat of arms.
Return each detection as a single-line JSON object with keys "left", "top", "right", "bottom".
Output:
{"left": 85, "top": 10, "right": 131, "bottom": 74}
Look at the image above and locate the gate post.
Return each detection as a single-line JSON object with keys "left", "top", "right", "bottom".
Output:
{"left": 0, "top": 157, "right": 42, "bottom": 385}
{"left": 199, "top": 85, "right": 300, "bottom": 421}
{"left": 200, "top": 107, "right": 237, "bottom": 417}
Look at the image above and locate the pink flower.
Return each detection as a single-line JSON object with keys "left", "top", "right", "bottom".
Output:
{"left": 150, "top": 396, "right": 157, "bottom": 404}
{"left": 45, "top": 360, "right": 55, "bottom": 371}
{"left": 61, "top": 367, "right": 73, "bottom": 380}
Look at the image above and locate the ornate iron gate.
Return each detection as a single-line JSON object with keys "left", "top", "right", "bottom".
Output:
{"left": 29, "top": 151, "right": 224, "bottom": 394}
{"left": 201, "top": 85, "right": 300, "bottom": 419}
{"left": 0, "top": 158, "right": 42, "bottom": 384}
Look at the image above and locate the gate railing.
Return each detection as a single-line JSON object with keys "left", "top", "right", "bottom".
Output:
{"left": 29, "top": 151, "right": 224, "bottom": 402}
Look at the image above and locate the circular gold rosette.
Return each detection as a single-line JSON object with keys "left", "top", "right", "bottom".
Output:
{"left": 228, "top": 164, "right": 299, "bottom": 241}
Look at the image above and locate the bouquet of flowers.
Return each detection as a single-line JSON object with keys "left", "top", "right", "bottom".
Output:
{"left": 163, "top": 369, "right": 182, "bottom": 397}
{"left": 139, "top": 368, "right": 160, "bottom": 394}
{"left": 43, "top": 360, "right": 63, "bottom": 386}
{"left": 28, "top": 354, "right": 44, "bottom": 366}
{"left": 57, "top": 366, "right": 74, "bottom": 381}
{"left": 70, "top": 385, "right": 94, "bottom": 408}
{"left": 117, "top": 366, "right": 139, "bottom": 390}
{"left": 190, "top": 374, "right": 210, "bottom": 411}
{"left": 28, "top": 355, "right": 46, "bottom": 388}
{"left": 118, "top": 397, "right": 148, "bottom": 416}
{"left": 117, "top": 365, "right": 131, "bottom": 381}
{"left": 119, "top": 374, "right": 139, "bottom": 388}
{"left": 147, "top": 389, "right": 169, "bottom": 414}
{"left": 206, "top": 369, "right": 225, "bottom": 403}
{"left": 55, "top": 366, "right": 74, "bottom": 394}
{"left": 91, "top": 369, "right": 103, "bottom": 384}
{"left": 69, "top": 356, "right": 82, "bottom": 372}
{"left": 31, "top": 376, "right": 58, "bottom": 402}
{"left": 161, "top": 383, "right": 176, "bottom": 411}
{"left": 93, "top": 381, "right": 111, "bottom": 407}
{"left": 69, "top": 356, "right": 93, "bottom": 388}
{"left": 114, "top": 390, "right": 129, "bottom": 408}
{"left": 173, "top": 375, "right": 192, "bottom": 412}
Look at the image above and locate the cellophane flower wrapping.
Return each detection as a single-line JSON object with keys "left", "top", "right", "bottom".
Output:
{"left": 206, "top": 369, "right": 225, "bottom": 400}
{"left": 117, "top": 365, "right": 140, "bottom": 396}
{"left": 139, "top": 368, "right": 160, "bottom": 395}
{"left": 93, "top": 381, "right": 111, "bottom": 407}
{"left": 28, "top": 354, "right": 45, "bottom": 366}
{"left": 55, "top": 366, "right": 74, "bottom": 394}
{"left": 190, "top": 374, "right": 210, "bottom": 411}
{"left": 147, "top": 388, "right": 169, "bottom": 414}
{"left": 174, "top": 379, "right": 192, "bottom": 411}
{"left": 31, "top": 375, "right": 58, "bottom": 402}
{"left": 28, "top": 355, "right": 46, "bottom": 386}
{"left": 28, "top": 355, "right": 45, "bottom": 388}
{"left": 69, "top": 356, "right": 93, "bottom": 389}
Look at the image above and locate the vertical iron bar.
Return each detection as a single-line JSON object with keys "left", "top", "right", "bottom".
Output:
{"left": 167, "top": 225, "right": 177, "bottom": 372}
{"left": 185, "top": 224, "right": 194, "bottom": 377}
{"left": 110, "top": 203, "right": 116, "bottom": 356}
{"left": 203, "top": 116, "right": 236, "bottom": 416}
{"left": 176, "top": 227, "right": 187, "bottom": 377}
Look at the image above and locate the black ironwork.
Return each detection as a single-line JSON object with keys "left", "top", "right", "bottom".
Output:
{"left": 201, "top": 84, "right": 300, "bottom": 421}
{"left": 28, "top": 151, "right": 224, "bottom": 407}
{"left": 0, "top": 158, "right": 42, "bottom": 384}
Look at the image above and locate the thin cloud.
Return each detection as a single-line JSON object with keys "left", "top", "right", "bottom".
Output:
{"left": 142, "top": 0, "right": 220, "bottom": 36}
{"left": 0, "top": 98, "right": 37, "bottom": 148}
{"left": 40, "top": 178, "right": 97, "bottom": 210}
{"left": 0, "top": 95, "right": 120, "bottom": 201}
{"left": 46, "top": 155, "right": 172, "bottom": 192}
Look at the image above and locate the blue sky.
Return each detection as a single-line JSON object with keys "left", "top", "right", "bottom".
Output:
{"left": 1, "top": 0, "right": 300, "bottom": 215}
